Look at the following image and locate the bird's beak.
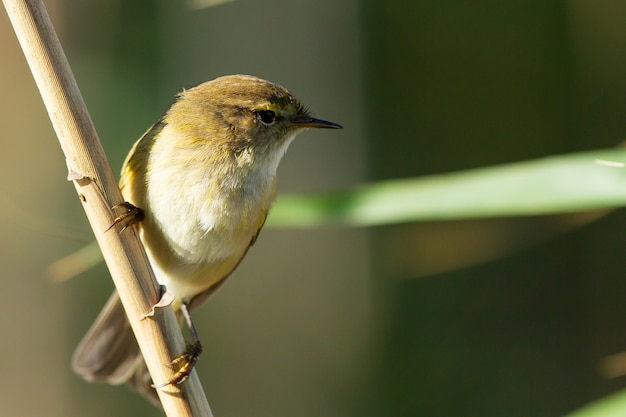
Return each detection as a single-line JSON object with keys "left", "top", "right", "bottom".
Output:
{"left": 293, "top": 116, "right": 343, "bottom": 129}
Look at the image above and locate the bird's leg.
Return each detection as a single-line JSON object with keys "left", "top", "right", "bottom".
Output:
{"left": 105, "top": 201, "right": 144, "bottom": 232}
{"left": 152, "top": 302, "right": 203, "bottom": 388}
{"left": 105, "top": 201, "right": 202, "bottom": 388}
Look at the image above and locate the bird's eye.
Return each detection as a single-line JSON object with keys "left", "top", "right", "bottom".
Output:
{"left": 256, "top": 110, "right": 277, "bottom": 125}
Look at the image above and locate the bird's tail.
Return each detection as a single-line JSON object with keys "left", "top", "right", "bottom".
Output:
{"left": 71, "top": 291, "right": 159, "bottom": 405}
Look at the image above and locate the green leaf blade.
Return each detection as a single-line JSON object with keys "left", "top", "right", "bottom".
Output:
{"left": 267, "top": 148, "right": 626, "bottom": 228}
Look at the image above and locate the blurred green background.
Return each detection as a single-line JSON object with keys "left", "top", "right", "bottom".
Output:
{"left": 1, "top": 1, "right": 626, "bottom": 416}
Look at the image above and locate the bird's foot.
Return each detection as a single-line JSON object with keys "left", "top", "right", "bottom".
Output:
{"left": 106, "top": 201, "right": 144, "bottom": 232}
{"left": 152, "top": 340, "right": 203, "bottom": 388}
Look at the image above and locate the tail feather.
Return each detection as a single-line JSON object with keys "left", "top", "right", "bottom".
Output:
{"left": 72, "top": 291, "right": 160, "bottom": 405}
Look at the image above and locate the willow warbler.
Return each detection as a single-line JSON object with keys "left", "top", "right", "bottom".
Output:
{"left": 71, "top": 74, "right": 342, "bottom": 403}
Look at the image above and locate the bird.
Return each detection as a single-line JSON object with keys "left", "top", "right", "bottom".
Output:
{"left": 71, "top": 74, "right": 342, "bottom": 404}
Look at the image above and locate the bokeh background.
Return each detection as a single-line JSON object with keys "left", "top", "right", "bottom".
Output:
{"left": 1, "top": 1, "right": 626, "bottom": 416}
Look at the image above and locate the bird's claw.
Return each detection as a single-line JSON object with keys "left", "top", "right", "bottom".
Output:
{"left": 151, "top": 340, "right": 203, "bottom": 388}
{"left": 106, "top": 202, "right": 144, "bottom": 233}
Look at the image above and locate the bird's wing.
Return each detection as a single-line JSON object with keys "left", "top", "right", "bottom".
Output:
{"left": 119, "top": 119, "right": 165, "bottom": 201}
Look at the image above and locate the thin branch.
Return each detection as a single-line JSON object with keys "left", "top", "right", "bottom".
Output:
{"left": 2, "top": 1, "right": 212, "bottom": 415}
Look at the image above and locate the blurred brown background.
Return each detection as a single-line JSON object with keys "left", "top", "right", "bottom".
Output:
{"left": 1, "top": 1, "right": 626, "bottom": 416}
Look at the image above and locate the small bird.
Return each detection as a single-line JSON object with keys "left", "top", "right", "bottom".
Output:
{"left": 71, "top": 74, "right": 342, "bottom": 404}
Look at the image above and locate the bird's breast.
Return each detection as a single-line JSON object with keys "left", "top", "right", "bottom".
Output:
{"left": 137, "top": 153, "right": 276, "bottom": 299}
